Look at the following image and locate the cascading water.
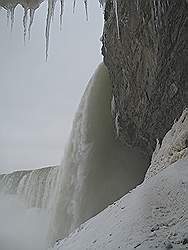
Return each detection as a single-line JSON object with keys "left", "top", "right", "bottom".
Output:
{"left": 49, "top": 63, "right": 149, "bottom": 243}
{"left": 0, "top": 166, "right": 59, "bottom": 208}
{"left": 0, "top": 166, "right": 60, "bottom": 249}
{"left": 0, "top": 63, "right": 149, "bottom": 248}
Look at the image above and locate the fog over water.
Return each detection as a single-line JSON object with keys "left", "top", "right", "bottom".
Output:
{"left": 0, "top": 0, "right": 103, "bottom": 173}
{"left": 0, "top": 194, "right": 50, "bottom": 250}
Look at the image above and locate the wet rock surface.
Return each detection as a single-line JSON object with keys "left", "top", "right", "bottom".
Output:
{"left": 102, "top": 0, "right": 188, "bottom": 156}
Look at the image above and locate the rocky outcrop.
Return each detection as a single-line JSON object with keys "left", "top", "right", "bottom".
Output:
{"left": 102, "top": 0, "right": 188, "bottom": 156}
{"left": 145, "top": 108, "right": 188, "bottom": 179}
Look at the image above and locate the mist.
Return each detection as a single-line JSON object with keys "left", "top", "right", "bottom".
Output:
{"left": 0, "top": 195, "right": 50, "bottom": 250}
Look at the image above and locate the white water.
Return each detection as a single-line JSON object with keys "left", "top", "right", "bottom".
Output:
{"left": 0, "top": 166, "right": 59, "bottom": 209}
{"left": 50, "top": 63, "right": 148, "bottom": 243}
{"left": 0, "top": 63, "right": 148, "bottom": 248}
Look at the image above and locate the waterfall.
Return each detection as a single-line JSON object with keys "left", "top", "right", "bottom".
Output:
{"left": 0, "top": 166, "right": 59, "bottom": 209}
{"left": 0, "top": 63, "right": 148, "bottom": 247}
{"left": 49, "top": 63, "right": 148, "bottom": 243}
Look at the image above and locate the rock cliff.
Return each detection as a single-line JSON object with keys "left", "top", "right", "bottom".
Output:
{"left": 102, "top": 0, "right": 188, "bottom": 157}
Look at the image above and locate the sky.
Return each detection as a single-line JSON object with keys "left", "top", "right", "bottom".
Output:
{"left": 0, "top": 0, "right": 103, "bottom": 173}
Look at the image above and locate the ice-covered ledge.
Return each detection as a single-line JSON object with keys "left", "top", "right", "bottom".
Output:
{"left": 145, "top": 109, "right": 188, "bottom": 180}
{"left": 55, "top": 110, "right": 188, "bottom": 249}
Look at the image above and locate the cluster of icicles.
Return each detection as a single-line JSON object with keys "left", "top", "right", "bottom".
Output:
{"left": 0, "top": 0, "right": 168, "bottom": 58}
{"left": 0, "top": 0, "right": 106, "bottom": 59}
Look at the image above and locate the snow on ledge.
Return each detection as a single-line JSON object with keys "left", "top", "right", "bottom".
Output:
{"left": 146, "top": 109, "right": 188, "bottom": 179}
{"left": 55, "top": 158, "right": 188, "bottom": 249}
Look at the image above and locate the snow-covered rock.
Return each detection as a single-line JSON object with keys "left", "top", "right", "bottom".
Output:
{"left": 55, "top": 110, "right": 188, "bottom": 249}
{"left": 146, "top": 109, "right": 188, "bottom": 179}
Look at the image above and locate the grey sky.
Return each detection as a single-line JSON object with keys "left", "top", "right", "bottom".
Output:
{"left": 0, "top": 1, "right": 103, "bottom": 173}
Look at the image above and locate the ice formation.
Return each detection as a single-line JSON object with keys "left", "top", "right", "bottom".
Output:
{"left": 0, "top": 0, "right": 63, "bottom": 58}
{"left": 145, "top": 109, "right": 188, "bottom": 179}
{"left": 113, "top": 0, "right": 120, "bottom": 39}
{"left": 0, "top": 0, "right": 109, "bottom": 58}
{"left": 28, "top": 8, "right": 36, "bottom": 39}
{"left": 111, "top": 95, "right": 115, "bottom": 117}
{"left": 115, "top": 111, "right": 120, "bottom": 138}
{"left": 60, "top": 0, "right": 64, "bottom": 29}
{"left": 83, "top": 0, "right": 88, "bottom": 21}
{"left": 45, "top": 0, "right": 57, "bottom": 59}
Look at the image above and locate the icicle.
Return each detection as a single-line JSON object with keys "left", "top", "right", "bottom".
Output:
{"left": 151, "top": 139, "right": 161, "bottom": 162}
{"left": 111, "top": 95, "right": 116, "bottom": 117}
{"left": 113, "top": 0, "right": 120, "bottom": 39}
{"left": 84, "top": 0, "right": 88, "bottom": 21}
{"left": 7, "top": 9, "right": 10, "bottom": 27}
{"left": 99, "top": 0, "right": 106, "bottom": 8}
{"left": 158, "top": 0, "right": 162, "bottom": 28}
{"left": 115, "top": 111, "right": 120, "bottom": 138}
{"left": 23, "top": 7, "right": 28, "bottom": 43}
{"left": 52, "top": 0, "right": 57, "bottom": 21}
{"left": 60, "top": 0, "right": 64, "bottom": 30}
{"left": 28, "top": 9, "right": 35, "bottom": 40}
{"left": 10, "top": 7, "right": 15, "bottom": 31}
{"left": 151, "top": 0, "right": 157, "bottom": 32}
{"left": 45, "top": 0, "right": 56, "bottom": 60}
{"left": 73, "top": 0, "right": 76, "bottom": 14}
{"left": 136, "top": 0, "right": 139, "bottom": 12}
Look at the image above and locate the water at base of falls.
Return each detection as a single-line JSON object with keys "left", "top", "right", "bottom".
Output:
{"left": 0, "top": 63, "right": 149, "bottom": 248}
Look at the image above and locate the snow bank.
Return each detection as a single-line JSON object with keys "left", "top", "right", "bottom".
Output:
{"left": 56, "top": 157, "right": 188, "bottom": 249}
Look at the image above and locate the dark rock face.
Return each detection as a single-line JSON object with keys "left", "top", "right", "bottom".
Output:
{"left": 102, "top": 0, "right": 188, "bottom": 156}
